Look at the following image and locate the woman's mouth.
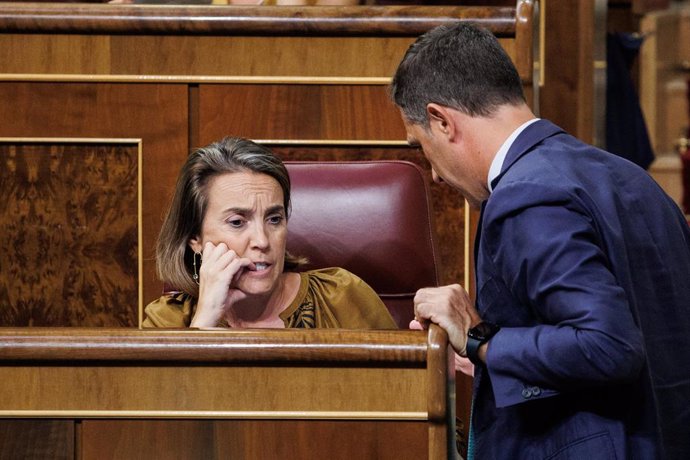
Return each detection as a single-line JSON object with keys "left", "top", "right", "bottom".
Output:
{"left": 252, "top": 262, "right": 269, "bottom": 271}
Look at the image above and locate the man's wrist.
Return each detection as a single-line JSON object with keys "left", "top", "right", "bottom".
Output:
{"left": 467, "top": 321, "right": 500, "bottom": 365}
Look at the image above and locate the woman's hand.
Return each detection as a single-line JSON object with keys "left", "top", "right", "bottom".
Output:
{"left": 190, "top": 242, "right": 253, "bottom": 328}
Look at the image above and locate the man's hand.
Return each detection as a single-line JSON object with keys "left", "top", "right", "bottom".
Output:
{"left": 409, "top": 318, "right": 475, "bottom": 377}
{"left": 413, "top": 284, "right": 481, "bottom": 356}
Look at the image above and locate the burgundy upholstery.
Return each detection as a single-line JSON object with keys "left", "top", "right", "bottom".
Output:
{"left": 285, "top": 161, "right": 441, "bottom": 328}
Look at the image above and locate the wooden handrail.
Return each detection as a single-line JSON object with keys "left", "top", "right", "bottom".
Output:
{"left": 0, "top": 3, "right": 517, "bottom": 36}
{"left": 0, "top": 326, "right": 447, "bottom": 364}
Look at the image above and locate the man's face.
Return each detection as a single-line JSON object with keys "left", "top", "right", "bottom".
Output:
{"left": 402, "top": 113, "right": 488, "bottom": 209}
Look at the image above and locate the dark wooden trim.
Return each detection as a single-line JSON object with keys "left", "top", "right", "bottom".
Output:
{"left": 0, "top": 326, "right": 437, "bottom": 364}
{"left": 0, "top": 4, "right": 517, "bottom": 36}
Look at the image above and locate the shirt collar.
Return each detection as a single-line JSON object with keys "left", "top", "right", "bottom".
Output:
{"left": 487, "top": 118, "right": 540, "bottom": 192}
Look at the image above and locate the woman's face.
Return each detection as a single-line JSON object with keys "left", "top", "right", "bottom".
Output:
{"left": 190, "top": 171, "right": 288, "bottom": 297}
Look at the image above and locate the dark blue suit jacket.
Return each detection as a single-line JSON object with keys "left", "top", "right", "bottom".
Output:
{"left": 473, "top": 120, "right": 690, "bottom": 459}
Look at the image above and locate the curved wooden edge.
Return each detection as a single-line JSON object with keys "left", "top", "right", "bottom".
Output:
{"left": 515, "top": 0, "right": 537, "bottom": 85}
{"left": 0, "top": 4, "right": 517, "bottom": 36}
{"left": 426, "top": 324, "right": 453, "bottom": 422}
{"left": 0, "top": 327, "right": 428, "bottom": 363}
{"left": 426, "top": 324, "right": 455, "bottom": 458}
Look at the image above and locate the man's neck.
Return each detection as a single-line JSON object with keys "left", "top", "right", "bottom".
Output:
{"left": 470, "top": 103, "right": 537, "bottom": 181}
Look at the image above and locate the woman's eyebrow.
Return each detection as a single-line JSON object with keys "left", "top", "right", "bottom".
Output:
{"left": 265, "top": 205, "right": 286, "bottom": 216}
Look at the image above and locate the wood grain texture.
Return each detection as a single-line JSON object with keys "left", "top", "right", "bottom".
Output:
{"left": 0, "top": 327, "right": 427, "bottom": 363}
{"left": 80, "top": 419, "right": 428, "bottom": 460}
{"left": 0, "top": 142, "right": 138, "bottom": 327}
{"left": 198, "top": 84, "right": 406, "bottom": 140}
{"left": 0, "top": 420, "right": 74, "bottom": 460}
{"left": 539, "top": 0, "right": 595, "bottom": 143}
{"left": 0, "top": 327, "right": 451, "bottom": 458}
{"left": 0, "top": 328, "right": 431, "bottom": 413}
{"left": 0, "top": 4, "right": 517, "bottom": 36}
{"left": 0, "top": 82, "right": 188, "bottom": 313}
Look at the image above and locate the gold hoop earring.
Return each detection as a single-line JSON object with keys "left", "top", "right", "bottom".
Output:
{"left": 192, "top": 251, "right": 202, "bottom": 284}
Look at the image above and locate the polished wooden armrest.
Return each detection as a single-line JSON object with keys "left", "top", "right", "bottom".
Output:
{"left": 0, "top": 325, "right": 433, "bottom": 364}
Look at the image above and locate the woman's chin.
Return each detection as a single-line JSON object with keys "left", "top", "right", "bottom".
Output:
{"left": 234, "top": 280, "right": 276, "bottom": 298}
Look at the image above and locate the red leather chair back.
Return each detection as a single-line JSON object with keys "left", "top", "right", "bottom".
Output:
{"left": 286, "top": 161, "right": 441, "bottom": 328}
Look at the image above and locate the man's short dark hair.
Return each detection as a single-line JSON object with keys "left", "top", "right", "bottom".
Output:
{"left": 391, "top": 22, "right": 526, "bottom": 127}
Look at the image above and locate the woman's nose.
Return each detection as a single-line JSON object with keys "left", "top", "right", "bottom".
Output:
{"left": 250, "top": 224, "right": 270, "bottom": 248}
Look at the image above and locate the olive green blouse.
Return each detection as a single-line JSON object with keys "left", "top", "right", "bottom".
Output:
{"left": 142, "top": 267, "right": 397, "bottom": 329}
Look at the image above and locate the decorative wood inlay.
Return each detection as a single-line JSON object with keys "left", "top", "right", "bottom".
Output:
{"left": 0, "top": 140, "right": 141, "bottom": 327}
{"left": 0, "top": 74, "right": 394, "bottom": 84}
{"left": 0, "top": 410, "right": 428, "bottom": 420}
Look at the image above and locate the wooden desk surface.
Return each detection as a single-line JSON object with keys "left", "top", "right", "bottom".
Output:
{"left": 0, "top": 327, "right": 447, "bottom": 418}
{"left": 0, "top": 326, "right": 455, "bottom": 458}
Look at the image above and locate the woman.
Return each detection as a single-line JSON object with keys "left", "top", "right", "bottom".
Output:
{"left": 143, "top": 137, "right": 396, "bottom": 329}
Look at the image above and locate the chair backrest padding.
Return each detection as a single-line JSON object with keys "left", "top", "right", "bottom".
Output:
{"left": 286, "top": 161, "right": 441, "bottom": 327}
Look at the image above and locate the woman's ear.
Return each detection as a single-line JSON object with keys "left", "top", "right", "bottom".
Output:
{"left": 188, "top": 236, "right": 202, "bottom": 254}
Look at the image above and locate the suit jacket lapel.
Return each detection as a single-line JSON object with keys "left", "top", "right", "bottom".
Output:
{"left": 490, "top": 119, "right": 565, "bottom": 190}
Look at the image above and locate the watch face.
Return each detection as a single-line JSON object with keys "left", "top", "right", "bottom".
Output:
{"left": 468, "top": 321, "right": 500, "bottom": 340}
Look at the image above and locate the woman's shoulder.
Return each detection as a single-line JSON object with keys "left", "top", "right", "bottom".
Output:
{"left": 142, "top": 292, "right": 194, "bottom": 328}
{"left": 300, "top": 267, "right": 397, "bottom": 329}
{"left": 302, "top": 266, "right": 363, "bottom": 285}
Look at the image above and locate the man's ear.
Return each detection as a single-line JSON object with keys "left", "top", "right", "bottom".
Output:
{"left": 426, "top": 103, "right": 457, "bottom": 141}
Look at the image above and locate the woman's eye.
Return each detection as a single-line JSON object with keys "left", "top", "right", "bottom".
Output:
{"left": 268, "top": 215, "right": 284, "bottom": 225}
{"left": 227, "top": 219, "right": 244, "bottom": 228}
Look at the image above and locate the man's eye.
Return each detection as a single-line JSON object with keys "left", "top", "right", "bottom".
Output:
{"left": 268, "top": 215, "right": 284, "bottom": 225}
{"left": 227, "top": 219, "right": 244, "bottom": 228}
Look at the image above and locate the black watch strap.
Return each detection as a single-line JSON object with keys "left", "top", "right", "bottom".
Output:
{"left": 466, "top": 335, "right": 485, "bottom": 365}
{"left": 466, "top": 321, "right": 500, "bottom": 365}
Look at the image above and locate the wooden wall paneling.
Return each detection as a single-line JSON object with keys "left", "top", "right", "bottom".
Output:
{"left": 198, "top": 84, "right": 406, "bottom": 141}
{"left": 0, "top": 83, "right": 188, "bottom": 325}
{"left": 0, "top": 34, "right": 111, "bottom": 75}
{"left": 0, "top": 5, "right": 519, "bottom": 80}
{"left": 639, "top": 7, "right": 690, "bottom": 207}
{"left": 540, "top": 0, "right": 597, "bottom": 144}
{"left": 0, "top": 419, "right": 74, "bottom": 460}
{"left": 0, "top": 34, "right": 412, "bottom": 78}
{"left": 80, "top": 419, "right": 427, "bottom": 460}
{"left": 0, "top": 140, "right": 140, "bottom": 327}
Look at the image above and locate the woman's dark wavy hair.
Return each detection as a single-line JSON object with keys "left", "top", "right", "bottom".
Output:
{"left": 391, "top": 22, "right": 526, "bottom": 127}
{"left": 156, "top": 137, "right": 305, "bottom": 298}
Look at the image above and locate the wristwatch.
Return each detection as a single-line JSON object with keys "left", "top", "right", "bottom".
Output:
{"left": 466, "top": 321, "right": 501, "bottom": 365}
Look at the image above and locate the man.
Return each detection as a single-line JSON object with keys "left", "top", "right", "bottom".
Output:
{"left": 392, "top": 23, "right": 690, "bottom": 459}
